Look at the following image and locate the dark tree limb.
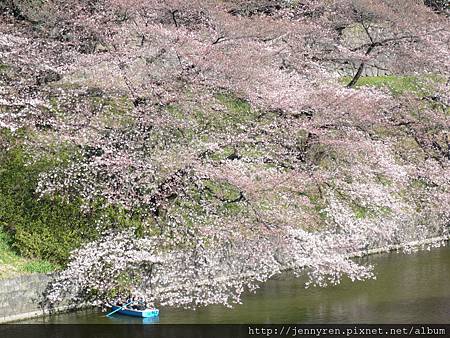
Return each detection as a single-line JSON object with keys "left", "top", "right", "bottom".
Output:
{"left": 347, "top": 21, "right": 376, "bottom": 88}
{"left": 171, "top": 10, "right": 179, "bottom": 28}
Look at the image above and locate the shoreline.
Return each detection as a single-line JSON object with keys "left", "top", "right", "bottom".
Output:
{"left": 349, "top": 234, "right": 450, "bottom": 258}
{"left": 2, "top": 234, "right": 449, "bottom": 323}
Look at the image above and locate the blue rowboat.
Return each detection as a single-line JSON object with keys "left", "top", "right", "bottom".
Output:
{"left": 108, "top": 304, "right": 160, "bottom": 318}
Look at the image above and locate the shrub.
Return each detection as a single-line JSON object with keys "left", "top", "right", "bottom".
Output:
{"left": 0, "top": 135, "right": 138, "bottom": 264}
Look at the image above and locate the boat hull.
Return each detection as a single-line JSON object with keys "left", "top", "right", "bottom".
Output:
{"left": 110, "top": 305, "right": 160, "bottom": 318}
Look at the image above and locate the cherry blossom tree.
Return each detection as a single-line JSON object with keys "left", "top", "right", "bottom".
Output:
{"left": 1, "top": 0, "right": 449, "bottom": 309}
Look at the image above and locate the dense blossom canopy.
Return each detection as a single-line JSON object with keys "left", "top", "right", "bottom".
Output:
{"left": 0, "top": 0, "right": 449, "bottom": 308}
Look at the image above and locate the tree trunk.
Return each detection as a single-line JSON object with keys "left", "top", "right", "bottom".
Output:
{"left": 346, "top": 44, "right": 375, "bottom": 88}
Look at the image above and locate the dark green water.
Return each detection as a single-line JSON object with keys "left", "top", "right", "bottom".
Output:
{"left": 19, "top": 245, "right": 450, "bottom": 324}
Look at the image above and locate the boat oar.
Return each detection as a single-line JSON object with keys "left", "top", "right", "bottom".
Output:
{"left": 105, "top": 301, "right": 134, "bottom": 317}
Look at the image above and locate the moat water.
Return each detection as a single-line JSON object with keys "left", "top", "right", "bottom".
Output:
{"left": 19, "top": 244, "right": 450, "bottom": 324}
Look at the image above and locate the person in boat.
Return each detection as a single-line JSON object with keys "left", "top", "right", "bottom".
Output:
{"left": 125, "top": 296, "right": 143, "bottom": 310}
{"left": 123, "top": 297, "right": 144, "bottom": 310}
{"left": 115, "top": 296, "right": 125, "bottom": 307}
{"left": 124, "top": 295, "right": 134, "bottom": 308}
{"left": 135, "top": 300, "right": 146, "bottom": 311}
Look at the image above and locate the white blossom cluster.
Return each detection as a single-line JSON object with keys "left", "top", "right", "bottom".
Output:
{"left": 1, "top": 0, "right": 448, "bottom": 310}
